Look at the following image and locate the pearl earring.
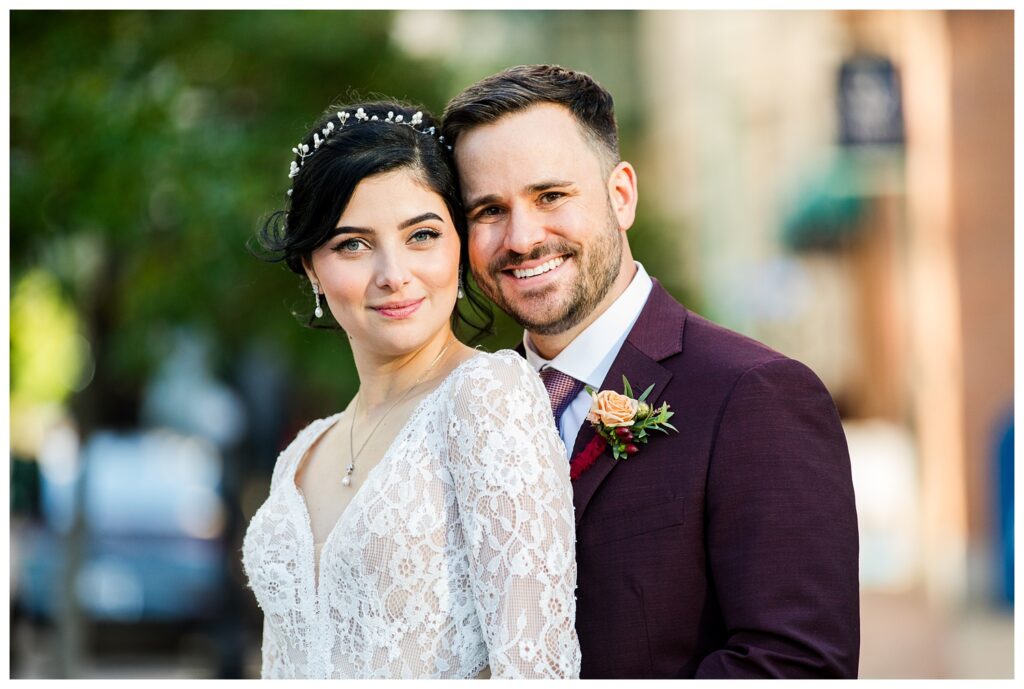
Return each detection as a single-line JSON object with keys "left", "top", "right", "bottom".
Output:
{"left": 457, "top": 275, "right": 465, "bottom": 300}
{"left": 313, "top": 282, "right": 324, "bottom": 318}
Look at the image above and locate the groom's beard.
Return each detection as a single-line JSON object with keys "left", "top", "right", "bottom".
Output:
{"left": 474, "top": 205, "right": 623, "bottom": 336}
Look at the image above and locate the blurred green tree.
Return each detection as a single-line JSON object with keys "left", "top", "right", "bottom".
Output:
{"left": 11, "top": 10, "right": 455, "bottom": 430}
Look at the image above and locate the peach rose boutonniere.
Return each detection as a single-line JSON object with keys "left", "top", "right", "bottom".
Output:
{"left": 587, "top": 389, "right": 639, "bottom": 428}
{"left": 569, "top": 376, "right": 678, "bottom": 480}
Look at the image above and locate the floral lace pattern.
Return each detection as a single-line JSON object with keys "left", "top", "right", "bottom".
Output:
{"left": 242, "top": 351, "right": 581, "bottom": 678}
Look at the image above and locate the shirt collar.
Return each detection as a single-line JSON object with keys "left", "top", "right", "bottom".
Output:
{"left": 523, "top": 261, "right": 653, "bottom": 387}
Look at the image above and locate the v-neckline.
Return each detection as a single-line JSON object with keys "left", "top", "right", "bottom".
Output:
{"left": 288, "top": 351, "right": 485, "bottom": 597}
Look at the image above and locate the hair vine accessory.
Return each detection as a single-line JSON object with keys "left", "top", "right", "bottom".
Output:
{"left": 286, "top": 108, "right": 451, "bottom": 196}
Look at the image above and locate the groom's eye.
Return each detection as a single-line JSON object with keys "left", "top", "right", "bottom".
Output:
{"left": 473, "top": 205, "right": 505, "bottom": 223}
{"left": 539, "top": 191, "right": 565, "bottom": 204}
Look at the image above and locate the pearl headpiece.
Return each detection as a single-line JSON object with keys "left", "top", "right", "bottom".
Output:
{"left": 286, "top": 108, "right": 450, "bottom": 196}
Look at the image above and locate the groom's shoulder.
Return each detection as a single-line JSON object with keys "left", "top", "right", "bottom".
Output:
{"left": 654, "top": 299, "right": 832, "bottom": 414}
{"left": 682, "top": 309, "right": 788, "bottom": 372}
{"left": 644, "top": 281, "right": 788, "bottom": 376}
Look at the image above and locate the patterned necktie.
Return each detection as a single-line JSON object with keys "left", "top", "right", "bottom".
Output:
{"left": 539, "top": 367, "right": 586, "bottom": 424}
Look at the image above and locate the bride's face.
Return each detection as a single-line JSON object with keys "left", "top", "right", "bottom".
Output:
{"left": 305, "top": 168, "right": 461, "bottom": 358}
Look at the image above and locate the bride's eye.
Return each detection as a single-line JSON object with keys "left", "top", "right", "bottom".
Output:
{"left": 409, "top": 228, "right": 441, "bottom": 243}
{"left": 333, "top": 237, "right": 369, "bottom": 253}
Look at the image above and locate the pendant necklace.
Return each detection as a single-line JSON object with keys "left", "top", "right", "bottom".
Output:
{"left": 344, "top": 336, "right": 454, "bottom": 487}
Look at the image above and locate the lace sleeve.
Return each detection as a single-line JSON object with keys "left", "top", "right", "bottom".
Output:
{"left": 445, "top": 353, "right": 581, "bottom": 678}
{"left": 260, "top": 615, "right": 284, "bottom": 678}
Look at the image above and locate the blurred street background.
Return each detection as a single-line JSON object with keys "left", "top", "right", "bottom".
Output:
{"left": 7, "top": 9, "right": 1014, "bottom": 679}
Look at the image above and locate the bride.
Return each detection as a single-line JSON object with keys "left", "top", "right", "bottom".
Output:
{"left": 243, "top": 101, "right": 581, "bottom": 679}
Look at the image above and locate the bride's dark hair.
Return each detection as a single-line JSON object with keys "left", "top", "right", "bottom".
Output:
{"left": 257, "top": 100, "right": 493, "bottom": 343}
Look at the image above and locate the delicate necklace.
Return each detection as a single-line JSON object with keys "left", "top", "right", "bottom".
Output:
{"left": 343, "top": 336, "right": 454, "bottom": 487}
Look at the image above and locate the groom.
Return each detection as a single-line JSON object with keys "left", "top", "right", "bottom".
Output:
{"left": 443, "top": 65, "right": 860, "bottom": 678}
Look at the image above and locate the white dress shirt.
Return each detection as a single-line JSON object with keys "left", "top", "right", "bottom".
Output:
{"left": 524, "top": 262, "right": 654, "bottom": 458}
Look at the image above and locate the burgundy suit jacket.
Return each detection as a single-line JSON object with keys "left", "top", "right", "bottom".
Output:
{"left": 522, "top": 280, "right": 860, "bottom": 678}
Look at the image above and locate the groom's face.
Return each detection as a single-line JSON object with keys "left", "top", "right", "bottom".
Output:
{"left": 455, "top": 104, "right": 624, "bottom": 335}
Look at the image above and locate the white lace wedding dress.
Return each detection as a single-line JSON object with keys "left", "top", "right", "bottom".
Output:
{"left": 242, "top": 350, "right": 581, "bottom": 678}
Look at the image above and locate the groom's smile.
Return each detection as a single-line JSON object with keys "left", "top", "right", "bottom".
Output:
{"left": 509, "top": 254, "right": 565, "bottom": 280}
{"left": 496, "top": 247, "right": 573, "bottom": 287}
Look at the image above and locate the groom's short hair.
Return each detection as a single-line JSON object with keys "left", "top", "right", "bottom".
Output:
{"left": 442, "top": 64, "right": 620, "bottom": 172}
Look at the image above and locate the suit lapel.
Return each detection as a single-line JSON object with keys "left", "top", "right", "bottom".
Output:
{"left": 570, "top": 342, "right": 673, "bottom": 525}
{"left": 513, "top": 279, "right": 688, "bottom": 525}
{"left": 570, "top": 280, "right": 686, "bottom": 525}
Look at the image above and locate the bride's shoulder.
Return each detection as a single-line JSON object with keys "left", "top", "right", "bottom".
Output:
{"left": 442, "top": 349, "right": 546, "bottom": 409}
{"left": 441, "top": 350, "right": 559, "bottom": 463}
{"left": 289, "top": 412, "right": 343, "bottom": 448}
{"left": 445, "top": 348, "right": 537, "bottom": 387}
{"left": 270, "top": 411, "right": 343, "bottom": 486}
